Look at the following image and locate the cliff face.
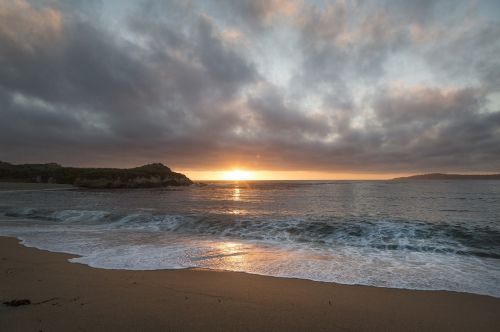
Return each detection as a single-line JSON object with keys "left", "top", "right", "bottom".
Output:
{"left": 0, "top": 162, "right": 192, "bottom": 188}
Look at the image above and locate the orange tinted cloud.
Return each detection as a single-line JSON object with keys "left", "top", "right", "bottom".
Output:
{"left": 0, "top": 0, "right": 61, "bottom": 51}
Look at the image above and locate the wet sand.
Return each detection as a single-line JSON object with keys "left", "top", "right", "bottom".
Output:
{"left": 1, "top": 236, "right": 499, "bottom": 331}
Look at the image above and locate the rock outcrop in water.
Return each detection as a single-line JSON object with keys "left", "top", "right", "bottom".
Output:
{"left": 0, "top": 161, "right": 192, "bottom": 188}
{"left": 393, "top": 173, "right": 500, "bottom": 180}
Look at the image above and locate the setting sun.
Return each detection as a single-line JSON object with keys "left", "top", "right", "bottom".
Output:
{"left": 2, "top": 0, "right": 499, "bottom": 331}
{"left": 223, "top": 169, "right": 252, "bottom": 181}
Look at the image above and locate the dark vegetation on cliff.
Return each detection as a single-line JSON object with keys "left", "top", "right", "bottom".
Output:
{"left": 0, "top": 161, "right": 192, "bottom": 188}
{"left": 393, "top": 173, "right": 500, "bottom": 180}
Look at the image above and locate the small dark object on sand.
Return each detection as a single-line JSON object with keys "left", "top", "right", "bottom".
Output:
{"left": 3, "top": 299, "right": 31, "bottom": 307}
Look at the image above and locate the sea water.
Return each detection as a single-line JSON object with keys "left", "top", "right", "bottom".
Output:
{"left": 1, "top": 180, "right": 499, "bottom": 297}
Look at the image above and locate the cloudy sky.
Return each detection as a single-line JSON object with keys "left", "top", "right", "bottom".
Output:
{"left": 1, "top": 0, "right": 500, "bottom": 179}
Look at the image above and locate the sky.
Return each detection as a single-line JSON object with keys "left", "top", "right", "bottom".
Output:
{"left": 1, "top": 0, "right": 500, "bottom": 180}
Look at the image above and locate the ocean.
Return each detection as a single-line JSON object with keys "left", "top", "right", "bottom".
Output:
{"left": 1, "top": 180, "right": 499, "bottom": 297}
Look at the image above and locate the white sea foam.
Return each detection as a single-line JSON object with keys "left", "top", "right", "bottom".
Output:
{"left": 1, "top": 216, "right": 499, "bottom": 298}
{"left": 1, "top": 180, "right": 499, "bottom": 298}
{"left": 2, "top": 207, "right": 498, "bottom": 259}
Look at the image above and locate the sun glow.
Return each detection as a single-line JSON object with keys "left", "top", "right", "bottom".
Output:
{"left": 223, "top": 169, "right": 252, "bottom": 181}
{"left": 182, "top": 169, "right": 406, "bottom": 181}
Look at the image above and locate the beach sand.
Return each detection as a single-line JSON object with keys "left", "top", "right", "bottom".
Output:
{"left": 1, "top": 237, "right": 499, "bottom": 331}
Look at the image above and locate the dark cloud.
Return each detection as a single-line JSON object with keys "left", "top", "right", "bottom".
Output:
{"left": 0, "top": 0, "right": 499, "bottom": 174}
{"left": 247, "top": 85, "right": 331, "bottom": 139}
{"left": 366, "top": 85, "right": 500, "bottom": 171}
{"left": 0, "top": 0, "right": 257, "bottom": 167}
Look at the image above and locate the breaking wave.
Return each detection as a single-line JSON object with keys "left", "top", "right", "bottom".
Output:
{"left": 2, "top": 206, "right": 499, "bottom": 260}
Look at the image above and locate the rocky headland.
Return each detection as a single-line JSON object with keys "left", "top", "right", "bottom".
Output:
{"left": 0, "top": 161, "right": 192, "bottom": 188}
{"left": 393, "top": 173, "right": 500, "bottom": 180}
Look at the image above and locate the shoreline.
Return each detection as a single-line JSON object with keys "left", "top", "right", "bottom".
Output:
{"left": 6, "top": 232, "right": 500, "bottom": 300}
{"left": 1, "top": 236, "right": 499, "bottom": 331}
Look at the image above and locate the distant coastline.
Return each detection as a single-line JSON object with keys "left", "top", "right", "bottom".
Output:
{"left": 0, "top": 161, "right": 192, "bottom": 188}
{"left": 393, "top": 173, "right": 500, "bottom": 180}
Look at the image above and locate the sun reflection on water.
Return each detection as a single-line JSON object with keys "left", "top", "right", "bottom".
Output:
{"left": 209, "top": 241, "right": 248, "bottom": 269}
{"left": 232, "top": 187, "right": 240, "bottom": 201}
{"left": 228, "top": 209, "right": 245, "bottom": 215}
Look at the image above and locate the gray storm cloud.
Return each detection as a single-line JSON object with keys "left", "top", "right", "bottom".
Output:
{"left": 0, "top": 0, "right": 499, "bottom": 173}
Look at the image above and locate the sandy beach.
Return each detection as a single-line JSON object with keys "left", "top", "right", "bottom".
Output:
{"left": 0, "top": 237, "right": 499, "bottom": 331}
{"left": 3, "top": 0, "right": 500, "bottom": 330}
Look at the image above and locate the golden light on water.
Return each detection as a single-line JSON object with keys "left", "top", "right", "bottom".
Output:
{"left": 212, "top": 241, "right": 246, "bottom": 269}
{"left": 221, "top": 241, "right": 240, "bottom": 251}
{"left": 232, "top": 187, "right": 241, "bottom": 201}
